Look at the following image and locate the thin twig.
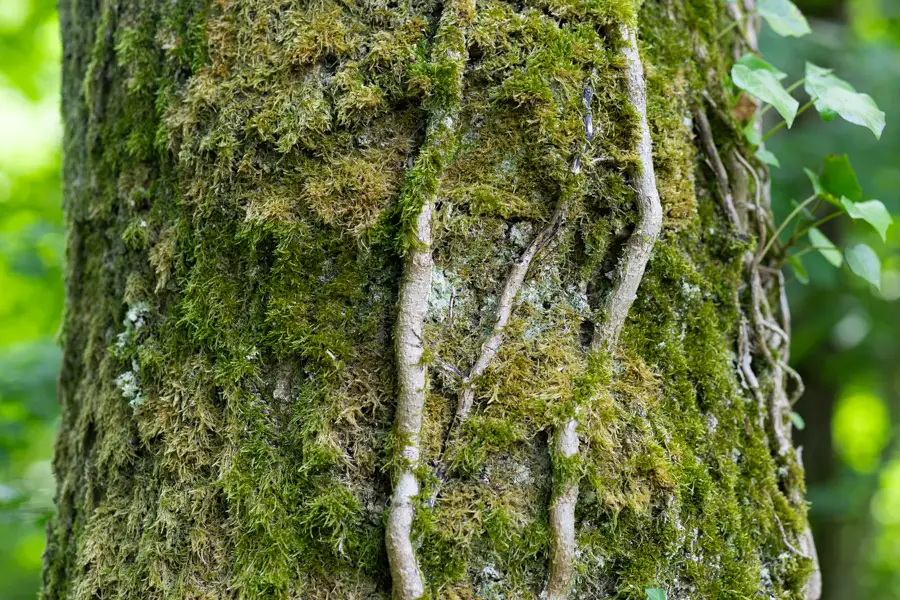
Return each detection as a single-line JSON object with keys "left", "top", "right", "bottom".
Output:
{"left": 774, "top": 511, "right": 811, "bottom": 559}
{"left": 455, "top": 199, "right": 571, "bottom": 421}
{"left": 694, "top": 108, "right": 742, "bottom": 229}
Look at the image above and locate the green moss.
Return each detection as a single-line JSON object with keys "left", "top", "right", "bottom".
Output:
{"left": 48, "top": 0, "right": 814, "bottom": 597}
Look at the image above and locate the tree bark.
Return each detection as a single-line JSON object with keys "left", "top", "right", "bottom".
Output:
{"left": 45, "top": 0, "right": 820, "bottom": 598}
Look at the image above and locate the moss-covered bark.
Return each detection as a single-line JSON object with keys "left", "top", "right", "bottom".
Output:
{"left": 45, "top": 0, "right": 818, "bottom": 598}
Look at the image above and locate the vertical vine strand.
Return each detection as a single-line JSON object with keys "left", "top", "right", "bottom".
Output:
{"left": 591, "top": 25, "right": 664, "bottom": 352}
{"left": 545, "top": 82, "right": 594, "bottom": 600}
{"left": 547, "top": 23, "right": 663, "bottom": 599}
{"left": 386, "top": 1, "right": 473, "bottom": 598}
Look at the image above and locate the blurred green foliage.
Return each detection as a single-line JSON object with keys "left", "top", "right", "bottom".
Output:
{"left": 763, "top": 0, "right": 900, "bottom": 597}
{"left": 0, "top": 0, "right": 897, "bottom": 598}
{"left": 0, "top": 0, "right": 63, "bottom": 597}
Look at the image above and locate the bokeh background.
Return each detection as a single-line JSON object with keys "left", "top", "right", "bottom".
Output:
{"left": 0, "top": 0, "right": 897, "bottom": 598}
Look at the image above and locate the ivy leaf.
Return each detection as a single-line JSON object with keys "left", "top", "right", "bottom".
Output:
{"left": 789, "top": 255, "right": 809, "bottom": 284}
{"left": 808, "top": 228, "right": 843, "bottom": 267}
{"left": 845, "top": 243, "right": 882, "bottom": 290}
{"left": 744, "top": 122, "right": 761, "bottom": 146}
{"left": 755, "top": 148, "right": 780, "bottom": 167}
{"left": 645, "top": 588, "right": 667, "bottom": 600}
{"left": 732, "top": 64, "right": 799, "bottom": 126}
{"left": 758, "top": 0, "right": 812, "bottom": 37}
{"left": 841, "top": 198, "right": 893, "bottom": 242}
{"left": 790, "top": 197, "right": 815, "bottom": 219}
{"left": 805, "top": 63, "right": 886, "bottom": 139}
{"left": 804, "top": 168, "right": 827, "bottom": 197}
{"left": 820, "top": 154, "right": 862, "bottom": 202}
{"left": 791, "top": 411, "right": 806, "bottom": 430}
{"left": 736, "top": 54, "right": 788, "bottom": 80}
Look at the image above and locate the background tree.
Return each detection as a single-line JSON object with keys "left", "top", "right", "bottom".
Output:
{"left": 4, "top": 0, "right": 888, "bottom": 596}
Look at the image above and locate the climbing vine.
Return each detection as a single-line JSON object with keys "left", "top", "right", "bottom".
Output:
{"left": 729, "top": 0, "right": 891, "bottom": 293}
{"left": 723, "top": 0, "right": 891, "bottom": 447}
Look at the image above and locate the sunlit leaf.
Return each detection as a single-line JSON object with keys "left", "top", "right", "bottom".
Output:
{"left": 736, "top": 54, "right": 788, "bottom": 80}
{"left": 805, "top": 63, "right": 886, "bottom": 139}
{"left": 755, "top": 148, "right": 780, "bottom": 167}
{"left": 808, "top": 228, "right": 843, "bottom": 267}
{"left": 845, "top": 243, "right": 882, "bottom": 290}
{"left": 789, "top": 255, "right": 809, "bottom": 284}
{"left": 820, "top": 154, "right": 862, "bottom": 202}
{"left": 841, "top": 198, "right": 893, "bottom": 242}
{"left": 645, "top": 588, "right": 667, "bottom": 600}
{"left": 758, "top": 0, "right": 812, "bottom": 37}
{"left": 732, "top": 64, "right": 799, "bottom": 126}
{"left": 791, "top": 411, "right": 806, "bottom": 430}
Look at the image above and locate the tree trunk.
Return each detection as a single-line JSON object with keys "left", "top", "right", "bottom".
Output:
{"left": 44, "top": 0, "right": 821, "bottom": 598}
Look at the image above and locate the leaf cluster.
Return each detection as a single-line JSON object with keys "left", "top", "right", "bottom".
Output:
{"left": 721, "top": 0, "right": 893, "bottom": 292}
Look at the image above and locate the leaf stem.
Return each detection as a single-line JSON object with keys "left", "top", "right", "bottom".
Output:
{"left": 762, "top": 99, "right": 815, "bottom": 141}
{"left": 762, "top": 194, "right": 819, "bottom": 258}
{"left": 760, "top": 79, "right": 806, "bottom": 118}
{"left": 795, "top": 211, "right": 844, "bottom": 237}
{"left": 788, "top": 196, "right": 824, "bottom": 244}
{"left": 786, "top": 78, "right": 807, "bottom": 94}
{"left": 715, "top": 10, "right": 758, "bottom": 40}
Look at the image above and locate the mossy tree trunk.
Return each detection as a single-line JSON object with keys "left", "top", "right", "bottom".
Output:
{"left": 45, "top": 0, "right": 821, "bottom": 598}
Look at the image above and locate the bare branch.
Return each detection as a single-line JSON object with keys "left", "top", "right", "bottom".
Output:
{"left": 547, "top": 417, "right": 579, "bottom": 600}
{"left": 388, "top": 199, "right": 432, "bottom": 600}
{"left": 592, "top": 28, "right": 664, "bottom": 353}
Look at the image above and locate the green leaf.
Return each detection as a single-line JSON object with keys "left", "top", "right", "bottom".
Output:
{"left": 789, "top": 255, "right": 809, "bottom": 284}
{"left": 758, "top": 0, "right": 812, "bottom": 37}
{"left": 804, "top": 168, "right": 826, "bottom": 197}
{"left": 645, "top": 588, "right": 667, "bottom": 600}
{"left": 791, "top": 411, "right": 806, "bottom": 430}
{"left": 808, "top": 228, "right": 843, "bottom": 267}
{"left": 845, "top": 243, "right": 882, "bottom": 290}
{"left": 744, "top": 122, "right": 761, "bottom": 146}
{"left": 820, "top": 154, "right": 862, "bottom": 202}
{"left": 841, "top": 198, "right": 893, "bottom": 242}
{"left": 755, "top": 148, "right": 780, "bottom": 167}
{"left": 805, "top": 63, "right": 886, "bottom": 139}
{"left": 732, "top": 64, "right": 799, "bottom": 126}
{"left": 790, "top": 197, "right": 815, "bottom": 219}
{"left": 736, "top": 53, "right": 788, "bottom": 80}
